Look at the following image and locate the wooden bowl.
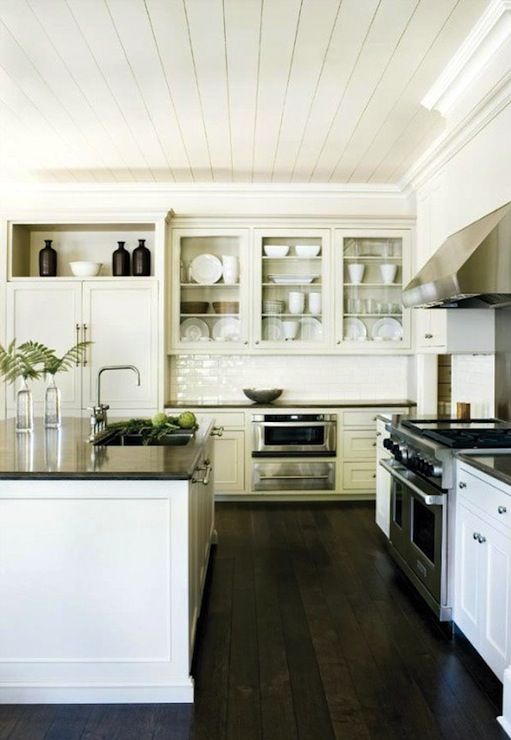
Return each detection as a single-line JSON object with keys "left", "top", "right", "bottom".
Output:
{"left": 212, "top": 301, "right": 239, "bottom": 314}
{"left": 180, "top": 301, "right": 209, "bottom": 314}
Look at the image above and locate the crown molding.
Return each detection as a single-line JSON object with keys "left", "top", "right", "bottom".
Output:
{"left": 0, "top": 181, "right": 404, "bottom": 199}
{"left": 421, "top": 0, "right": 511, "bottom": 115}
{"left": 402, "top": 64, "right": 511, "bottom": 191}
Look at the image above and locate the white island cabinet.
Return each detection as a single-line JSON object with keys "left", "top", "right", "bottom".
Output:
{"left": 0, "top": 417, "right": 215, "bottom": 704}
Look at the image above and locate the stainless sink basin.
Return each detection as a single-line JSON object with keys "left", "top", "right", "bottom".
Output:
{"left": 92, "top": 430, "right": 194, "bottom": 447}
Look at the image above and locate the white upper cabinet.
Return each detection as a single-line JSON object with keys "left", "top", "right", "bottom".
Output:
{"left": 335, "top": 230, "right": 411, "bottom": 351}
{"left": 253, "top": 228, "right": 330, "bottom": 350}
{"left": 168, "top": 222, "right": 413, "bottom": 355}
{"left": 169, "top": 228, "right": 250, "bottom": 351}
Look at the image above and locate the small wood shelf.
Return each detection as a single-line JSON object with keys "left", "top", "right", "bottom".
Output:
{"left": 262, "top": 256, "right": 321, "bottom": 260}
{"left": 180, "top": 313, "right": 239, "bottom": 318}
{"left": 180, "top": 283, "right": 239, "bottom": 288}
{"left": 343, "top": 282, "right": 402, "bottom": 287}
{"left": 343, "top": 256, "right": 401, "bottom": 261}
{"left": 262, "top": 281, "right": 321, "bottom": 287}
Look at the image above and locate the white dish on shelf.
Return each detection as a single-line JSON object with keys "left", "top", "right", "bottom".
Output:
{"left": 295, "top": 244, "right": 320, "bottom": 258}
{"left": 267, "top": 274, "right": 317, "bottom": 284}
{"left": 343, "top": 318, "right": 367, "bottom": 340}
{"left": 180, "top": 317, "right": 210, "bottom": 341}
{"left": 264, "top": 245, "right": 290, "bottom": 257}
{"left": 190, "top": 253, "right": 223, "bottom": 284}
{"left": 212, "top": 317, "right": 241, "bottom": 341}
{"left": 371, "top": 317, "right": 403, "bottom": 341}
{"left": 262, "top": 317, "right": 284, "bottom": 341}
{"left": 299, "top": 317, "right": 322, "bottom": 341}
{"left": 69, "top": 261, "right": 102, "bottom": 277}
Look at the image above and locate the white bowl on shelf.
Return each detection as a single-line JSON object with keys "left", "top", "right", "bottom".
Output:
{"left": 295, "top": 244, "right": 320, "bottom": 258}
{"left": 69, "top": 261, "right": 102, "bottom": 277}
{"left": 264, "top": 245, "right": 290, "bottom": 257}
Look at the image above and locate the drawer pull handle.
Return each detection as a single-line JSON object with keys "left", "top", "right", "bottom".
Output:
{"left": 498, "top": 505, "right": 507, "bottom": 514}
{"left": 376, "top": 432, "right": 382, "bottom": 437}
{"left": 211, "top": 426, "right": 224, "bottom": 437}
{"left": 372, "top": 442, "right": 377, "bottom": 446}
{"left": 459, "top": 481, "right": 467, "bottom": 489}
{"left": 424, "top": 333, "right": 433, "bottom": 339}
{"left": 259, "top": 474, "right": 329, "bottom": 481}
{"left": 372, "top": 473, "right": 376, "bottom": 478}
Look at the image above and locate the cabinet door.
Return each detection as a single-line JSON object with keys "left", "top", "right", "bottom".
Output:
{"left": 81, "top": 281, "right": 158, "bottom": 412}
{"left": 376, "top": 451, "right": 391, "bottom": 537}
{"left": 6, "top": 283, "right": 82, "bottom": 414}
{"left": 417, "top": 309, "right": 445, "bottom": 349}
{"left": 212, "top": 430, "right": 245, "bottom": 493}
{"left": 479, "top": 521, "right": 511, "bottom": 679}
{"left": 454, "top": 502, "right": 483, "bottom": 646}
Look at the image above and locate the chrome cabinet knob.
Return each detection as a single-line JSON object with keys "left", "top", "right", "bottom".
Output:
{"left": 459, "top": 481, "right": 467, "bottom": 489}
{"left": 211, "top": 426, "right": 224, "bottom": 437}
{"left": 498, "top": 505, "right": 507, "bottom": 514}
{"left": 478, "top": 534, "right": 486, "bottom": 544}
{"left": 473, "top": 532, "right": 480, "bottom": 540}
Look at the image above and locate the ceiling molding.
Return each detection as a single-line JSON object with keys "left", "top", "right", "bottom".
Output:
{"left": 402, "top": 63, "right": 511, "bottom": 191}
{"left": 0, "top": 181, "right": 405, "bottom": 199}
{"left": 421, "top": 0, "right": 511, "bottom": 116}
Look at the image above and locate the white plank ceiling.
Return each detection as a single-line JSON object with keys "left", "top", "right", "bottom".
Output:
{"left": 0, "top": 0, "right": 489, "bottom": 185}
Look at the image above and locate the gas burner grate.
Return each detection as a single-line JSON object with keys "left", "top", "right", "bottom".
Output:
{"left": 422, "top": 428, "right": 511, "bottom": 449}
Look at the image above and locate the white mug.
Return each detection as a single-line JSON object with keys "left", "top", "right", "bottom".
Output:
{"left": 308, "top": 292, "right": 321, "bottom": 314}
{"left": 222, "top": 255, "right": 239, "bottom": 284}
{"left": 380, "top": 263, "right": 397, "bottom": 285}
{"left": 282, "top": 320, "right": 299, "bottom": 340}
{"left": 288, "top": 291, "right": 305, "bottom": 315}
{"left": 347, "top": 264, "right": 365, "bottom": 284}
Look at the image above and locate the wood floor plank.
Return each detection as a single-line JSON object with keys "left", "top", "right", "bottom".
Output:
{"left": 0, "top": 707, "right": 20, "bottom": 740}
{"left": 7, "top": 706, "right": 57, "bottom": 740}
{"left": 43, "top": 705, "right": 92, "bottom": 740}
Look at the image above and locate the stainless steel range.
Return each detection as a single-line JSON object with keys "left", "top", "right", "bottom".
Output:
{"left": 382, "top": 417, "right": 511, "bottom": 621}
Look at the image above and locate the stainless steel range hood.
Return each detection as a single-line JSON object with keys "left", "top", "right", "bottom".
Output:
{"left": 402, "top": 202, "right": 511, "bottom": 308}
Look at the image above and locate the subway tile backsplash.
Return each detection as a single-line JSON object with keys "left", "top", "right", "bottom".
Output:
{"left": 170, "top": 355, "right": 411, "bottom": 402}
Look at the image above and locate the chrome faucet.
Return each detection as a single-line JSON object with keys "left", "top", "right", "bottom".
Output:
{"left": 88, "top": 365, "right": 141, "bottom": 439}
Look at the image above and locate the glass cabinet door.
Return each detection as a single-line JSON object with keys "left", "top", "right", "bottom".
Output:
{"left": 173, "top": 230, "right": 248, "bottom": 349}
{"left": 339, "top": 233, "right": 410, "bottom": 348}
{"left": 254, "top": 230, "right": 330, "bottom": 349}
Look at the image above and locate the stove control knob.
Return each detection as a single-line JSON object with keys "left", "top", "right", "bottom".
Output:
{"left": 430, "top": 464, "right": 442, "bottom": 478}
{"left": 397, "top": 444, "right": 409, "bottom": 462}
{"left": 383, "top": 438, "right": 393, "bottom": 451}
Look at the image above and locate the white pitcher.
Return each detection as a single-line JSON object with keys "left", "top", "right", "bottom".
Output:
{"left": 222, "top": 255, "right": 239, "bottom": 284}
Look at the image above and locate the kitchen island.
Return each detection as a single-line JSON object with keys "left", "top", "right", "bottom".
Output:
{"left": 0, "top": 418, "right": 215, "bottom": 704}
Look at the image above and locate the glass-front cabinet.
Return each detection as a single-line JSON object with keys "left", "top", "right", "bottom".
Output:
{"left": 335, "top": 230, "right": 411, "bottom": 350}
{"left": 253, "top": 229, "right": 331, "bottom": 349}
{"left": 170, "top": 229, "right": 250, "bottom": 351}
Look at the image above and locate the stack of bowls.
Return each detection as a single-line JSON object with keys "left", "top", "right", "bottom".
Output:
{"left": 263, "top": 299, "right": 285, "bottom": 314}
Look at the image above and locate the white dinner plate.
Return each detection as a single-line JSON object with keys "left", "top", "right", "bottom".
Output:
{"left": 371, "top": 317, "right": 403, "bottom": 341}
{"left": 212, "top": 317, "right": 241, "bottom": 341}
{"left": 190, "top": 253, "right": 223, "bottom": 284}
{"left": 262, "top": 317, "right": 284, "bottom": 341}
{"left": 299, "top": 317, "right": 322, "bottom": 341}
{"left": 267, "top": 274, "right": 317, "bottom": 285}
{"left": 343, "top": 318, "right": 367, "bottom": 340}
{"left": 180, "top": 317, "right": 210, "bottom": 341}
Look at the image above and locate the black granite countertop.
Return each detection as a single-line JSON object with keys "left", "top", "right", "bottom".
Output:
{"left": 165, "top": 398, "right": 416, "bottom": 409}
{"left": 457, "top": 453, "right": 511, "bottom": 489}
{"left": 0, "top": 417, "right": 213, "bottom": 481}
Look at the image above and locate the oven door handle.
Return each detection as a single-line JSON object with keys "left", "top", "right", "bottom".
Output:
{"left": 258, "top": 474, "right": 330, "bottom": 480}
{"left": 380, "top": 460, "right": 445, "bottom": 506}
{"left": 253, "top": 422, "right": 335, "bottom": 428}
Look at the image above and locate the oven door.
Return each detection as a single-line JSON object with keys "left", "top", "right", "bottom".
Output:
{"left": 252, "top": 419, "right": 337, "bottom": 456}
{"left": 381, "top": 460, "right": 447, "bottom": 610}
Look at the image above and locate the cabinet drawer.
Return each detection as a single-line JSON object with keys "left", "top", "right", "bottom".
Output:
{"left": 342, "top": 430, "right": 377, "bottom": 460}
{"left": 342, "top": 462, "right": 377, "bottom": 491}
{"left": 252, "top": 461, "right": 335, "bottom": 492}
{"left": 458, "top": 465, "right": 511, "bottom": 533}
{"left": 343, "top": 411, "right": 379, "bottom": 427}
{"left": 208, "top": 411, "right": 245, "bottom": 429}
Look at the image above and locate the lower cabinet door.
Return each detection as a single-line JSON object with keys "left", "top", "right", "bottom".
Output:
{"left": 342, "top": 462, "right": 377, "bottom": 492}
{"left": 375, "top": 454, "right": 391, "bottom": 536}
{"left": 479, "top": 520, "right": 511, "bottom": 679}
{"left": 213, "top": 430, "right": 245, "bottom": 493}
{"left": 455, "top": 502, "right": 483, "bottom": 646}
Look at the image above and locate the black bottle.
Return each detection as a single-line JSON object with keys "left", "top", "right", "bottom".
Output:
{"left": 39, "top": 239, "right": 57, "bottom": 277}
{"left": 112, "top": 241, "right": 130, "bottom": 276}
{"left": 132, "top": 238, "right": 151, "bottom": 276}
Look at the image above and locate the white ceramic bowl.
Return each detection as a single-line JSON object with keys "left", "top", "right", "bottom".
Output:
{"left": 264, "top": 245, "right": 290, "bottom": 258}
{"left": 295, "top": 244, "right": 320, "bottom": 258}
{"left": 69, "top": 261, "right": 102, "bottom": 277}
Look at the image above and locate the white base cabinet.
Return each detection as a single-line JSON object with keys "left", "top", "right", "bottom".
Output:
{"left": 375, "top": 416, "right": 391, "bottom": 536}
{"left": 455, "top": 462, "right": 511, "bottom": 680}
{"left": 6, "top": 280, "right": 159, "bottom": 416}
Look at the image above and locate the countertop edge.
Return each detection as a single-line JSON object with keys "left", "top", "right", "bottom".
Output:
{"left": 457, "top": 453, "right": 511, "bottom": 489}
{"left": 165, "top": 399, "right": 416, "bottom": 409}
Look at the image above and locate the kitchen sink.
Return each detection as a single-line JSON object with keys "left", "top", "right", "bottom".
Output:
{"left": 92, "top": 430, "right": 194, "bottom": 447}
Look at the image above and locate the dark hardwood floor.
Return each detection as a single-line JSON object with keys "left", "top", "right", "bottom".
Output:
{"left": 0, "top": 502, "right": 507, "bottom": 740}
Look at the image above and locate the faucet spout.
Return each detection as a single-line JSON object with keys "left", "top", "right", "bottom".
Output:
{"left": 97, "top": 365, "right": 141, "bottom": 407}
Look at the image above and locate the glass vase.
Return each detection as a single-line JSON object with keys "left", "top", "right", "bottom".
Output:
{"left": 16, "top": 378, "right": 33, "bottom": 433}
{"left": 44, "top": 376, "right": 61, "bottom": 428}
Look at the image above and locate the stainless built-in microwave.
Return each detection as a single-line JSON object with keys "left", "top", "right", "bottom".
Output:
{"left": 252, "top": 413, "right": 337, "bottom": 456}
